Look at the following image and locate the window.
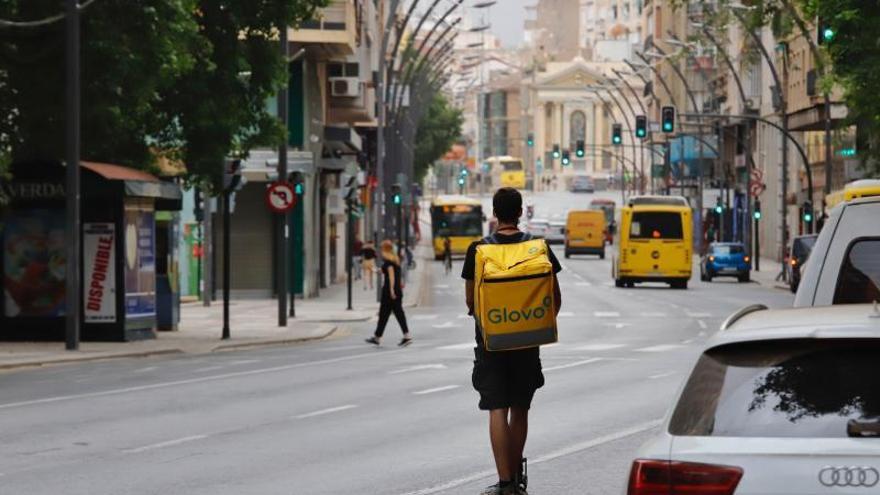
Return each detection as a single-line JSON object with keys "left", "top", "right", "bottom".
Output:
{"left": 833, "top": 239, "right": 880, "bottom": 304}
{"left": 629, "top": 212, "right": 683, "bottom": 240}
{"left": 501, "top": 160, "right": 523, "bottom": 172}
{"left": 670, "top": 339, "right": 880, "bottom": 438}
{"left": 569, "top": 111, "right": 586, "bottom": 145}
{"left": 712, "top": 245, "right": 744, "bottom": 255}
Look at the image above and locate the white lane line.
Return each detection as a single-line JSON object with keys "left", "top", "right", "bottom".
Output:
{"left": 413, "top": 385, "right": 461, "bottom": 395}
{"left": 436, "top": 343, "right": 474, "bottom": 350}
{"left": 412, "top": 314, "right": 439, "bottom": 321}
{"left": 294, "top": 404, "right": 358, "bottom": 419}
{"left": 594, "top": 311, "right": 621, "bottom": 318}
{"left": 542, "top": 358, "right": 603, "bottom": 372}
{"left": 635, "top": 344, "right": 682, "bottom": 353}
{"left": 192, "top": 366, "right": 224, "bottom": 373}
{"left": 457, "top": 314, "right": 471, "bottom": 319}
{"left": 572, "top": 272, "right": 585, "bottom": 281}
{"left": 229, "top": 359, "right": 260, "bottom": 365}
{"left": 433, "top": 284, "right": 450, "bottom": 289}
{"left": 431, "top": 322, "right": 456, "bottom": 329}
{"left": 389, "top": 364, "right": 447, "bottom": 375}
{"left": 133, "top": 366, "right": 157, "bottom": 373}
{"left": 397, "top": 419, "right": 662, "bottom": 495}
{"left": 640, "top": 312, "right": 667, "bottom": 318}
{"left": 0, "top": 351, "right": 380, "bottom": 411}
{"left": 123, "top": 434, "right": 209, "bottom": 454}
{"left": 697, "top": 320, "right": 708, "bottom": 329}
{"left": 648, "top": 371, "right": 678, "bottom": 380}
{"left": 603, "top": 323, "right": 632, "bottom": 329}
{"left": 574, "top": 343, "right": 626, "bottom": 352}
{"left": 686, "top": 311, "right": 712, "bottom": 318}
{"left": 557, "top": 311, "right": 576, "bottom": 318}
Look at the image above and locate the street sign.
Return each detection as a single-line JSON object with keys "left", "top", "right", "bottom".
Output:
{"left": 750, "top": 181, "right": 766, "bottom": 198}
{"left": 265, "top": 181, "right": 297, "bottom": 213}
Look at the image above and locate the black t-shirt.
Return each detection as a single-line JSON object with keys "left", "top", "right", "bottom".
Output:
{"left": 362, "top": 247, "right": 376, "bottom": 260}
{"left": 381, "top": 259, "right": 402, "bottom": 296}
{"left": 461, "top": 232, "right": 563, "bottom": 344}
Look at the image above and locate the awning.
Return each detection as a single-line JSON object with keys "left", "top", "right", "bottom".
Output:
{"left": 81, "top": 161, "right": 182, "bottom": 211}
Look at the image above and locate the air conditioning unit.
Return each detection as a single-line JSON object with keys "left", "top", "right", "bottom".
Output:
{"left": 330, "top": 77, "right": 361, "bottom": 97}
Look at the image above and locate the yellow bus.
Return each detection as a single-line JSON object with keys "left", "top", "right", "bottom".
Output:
{"left": 430, "top": 195, "right": 484, "bottom": 259}
{"left": 486, "top": 156, "right": 526, "bottom": 190}
{"left": 614, "top": 196, "right": 693, "bottom": 289}
{"left": 825, "top": 179, "right": 880, "bottom": 208}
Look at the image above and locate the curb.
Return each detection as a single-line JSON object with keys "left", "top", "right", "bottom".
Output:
{"left": 211, "top": 325, "right": 339, "bottom": 352}
{"left": 0, "top": 348, "right": 185, "bottom": 371}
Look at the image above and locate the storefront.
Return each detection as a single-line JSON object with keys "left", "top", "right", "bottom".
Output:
{"left": 0, "top": 160, "right": 181, "bottom": 341}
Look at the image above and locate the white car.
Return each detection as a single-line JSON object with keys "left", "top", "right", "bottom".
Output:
{"left": 545, "top": 221, "right": 566, "bottom": 244}
{"left": 526, "top": 218, "right": 550, "bottom": 239}
{"left": 626, "top": 303, "right": 880, "bottom": 495}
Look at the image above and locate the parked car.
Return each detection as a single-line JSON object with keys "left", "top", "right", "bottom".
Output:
{"left": 545, "top": 221, "right": 566, "bottom": 244}
{"left": 700, "top": 242, "right": 750, "bottom": 282}
{"left": 525, "top": 218, "right": 550, "bottom": 239}
{"left": 626, "top": 303, "right": 880, "bottom": 495}
{"left": 570, "top": 174, "right": 595, "bottom": 193}
{"left": 786, "top": 234, "right": 817, "bottom": 293}
{"left": 795, "top": 195, "right": 880, "bottom": 307}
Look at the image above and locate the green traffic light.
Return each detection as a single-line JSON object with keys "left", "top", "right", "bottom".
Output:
{"left": 612, "top": 136, "right": 621, "bottom": 145}
{"left": 662, "top": 122, "right": 673, "bottom": 132}
{"left": 715, "top": 205, "right": 723, "bottom": 214}
{"left": 822, "top": 27, "right": 835, "bottom": 42}
{"left": 753, "top": 211, "right": 762, "bottom": 220}
{"left": 552, "top": 151, "right": 560, "bottom": 159}
{"left": 393, "top": 194, "right": 401, "bottom": 205}
{"left": 576, "top": 149, "right": 584, "bottom": 157}
{"left": 804, "top": 212, "right": 813, "bottom": 223}
{"left": 294, "top": 183, "right": 304, "bottom": 195}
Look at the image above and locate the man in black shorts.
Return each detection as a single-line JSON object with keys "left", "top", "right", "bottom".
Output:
{"left": 462, "top": 187, "right": 562, "bottom": 495}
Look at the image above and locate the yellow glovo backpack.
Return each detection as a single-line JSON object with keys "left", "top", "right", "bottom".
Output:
{"left": 475, "top": 234, "right": 558, "bottom": 351}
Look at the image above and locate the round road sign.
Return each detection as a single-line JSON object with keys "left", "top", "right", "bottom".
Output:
{"left": 266, "top": 181, "right": 297, "bottom": 213}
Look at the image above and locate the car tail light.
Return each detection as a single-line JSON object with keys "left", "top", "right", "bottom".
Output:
{"left": 708, "top": 256, "right": 715, "bottom": 262}
{"left": 743, "top": 256, "right": 750, "bottom": 263}
{"left": 627, "top": 459, "right": 743, "bottom": 495}
{"left": 790, "top": 258, "right": 798, "bottom": 266}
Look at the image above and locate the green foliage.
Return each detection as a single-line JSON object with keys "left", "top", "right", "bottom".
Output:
{"left": 413, "top": 93, "right": 463, "bottom": 182}
{"left": 0, "top": 0, "right": 328, "bottom": 190}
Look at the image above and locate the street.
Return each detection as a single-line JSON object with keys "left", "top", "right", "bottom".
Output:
{"left": 0, "top": 191, "right": 794, "bottom": 495}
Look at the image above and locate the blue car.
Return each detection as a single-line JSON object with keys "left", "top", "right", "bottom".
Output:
{"left": 700, "top": 242, "right": 751, "bottom": 282}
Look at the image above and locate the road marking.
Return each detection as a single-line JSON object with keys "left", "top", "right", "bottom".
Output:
{"left": 413, "top": 385, "right": 460, "bottom": 395}
{"left": 436, "top": 343, "right": 474, "bottom": 350}
{"left": 594, "top": 311, "right": 621, "bottom": 318}
{"left": 133, "top": 366, "right": 157, "bottom": 373}
{"left": 229, "top": 359, "right": 260, "bottom": 365}
{"left": 557, "top": 311, "right": 576, "bottom": 318}
{"left": 572, "top": 273, "right": 585, "bottom": 281}
{"left": 681, "top": 338, "right": 695, "bottom": 344}
{"left": 192, "top": 366, "right": 224, "bottom": 373}
{"left": 397, "top": 419, "right": 662, "bottom": 495}
{"left": 123, "top": 435, "right": 208, "bottom": 454}
{"left": 433, "top": 284, "right": 450, "bottom": 289}
{"left": 603, "top": 322, "right": 632, "bottom": 329}
{"left": 635, "top": 344, "right": 682, "bottom": 353}
{"left": 648, "top": 371, "right": 678, "bottom": 380}
{"left": 457, "top": 314, "right": 471, "bottom": 319}
{"left": 542, "top": 358, "right": 603, "bottom": 372}
{"left": 0, "top": 351, "right": 381, "bottom": 411}
{"left": 412, "top": 314, "right": 439, "bottom": 321}
{"left": 389, "top": 364, "right": 447, "bottom": 375}
{"left": 431, "top": 321, "right": 456, "bottom": 329}
{"left": 640, "top": 312, "right": 667, "bottom": 318}
{"left": 697, "top": 320, "right": 708, "bottom": 329}
{"left": 686, "top": 311, "right": 712, "bottom": 318}
{"left": 294, "top": 404, "right": 358, "bottom": 419}
{"left": 574, "top": 343, "right": 626, "bottom": 352}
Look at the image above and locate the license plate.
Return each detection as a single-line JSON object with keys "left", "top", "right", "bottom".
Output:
{"left": 720, "top": 267, "right": 737, "bottom": 273}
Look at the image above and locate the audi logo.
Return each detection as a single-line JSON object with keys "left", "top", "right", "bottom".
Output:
{"left": 818, "top": 466, "right": 880, "bottom": 487}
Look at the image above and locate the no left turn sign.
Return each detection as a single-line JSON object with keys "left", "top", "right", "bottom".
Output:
{"left": 266, "top": 181, "right": 297, "bottom": 213}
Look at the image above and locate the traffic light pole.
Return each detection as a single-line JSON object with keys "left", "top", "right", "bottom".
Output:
{"left": 346, "top": 199, "right": 353, "bottom": 311}
{"left": 222, "top": 190, "right": 231, "bottom": 340}
{"left": 276, "top": 25, "right": 289, "bottom": 327}
{"left": 754, "top": 201, "right": 761, "bottom": 272}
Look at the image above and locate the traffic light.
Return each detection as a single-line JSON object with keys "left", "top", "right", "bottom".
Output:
{"left": 561, "top": 149, "right": 571, "bottom": 166}
{"left": 391, "top": 183, "right": 401, "bottom": 205}
{"left": 754, "top": 200, "right": 762, "bottom": 220}
{"left": 661, "top": 106, "right": 675, "bottom": 133}
{"left": 575, "top": 139, "right": 585, "bottom": 157}
{"left": 715, "top": 204, "right": 723, "bottom": 214}
{"left": 552, "top": 144, "right": 561, "bottom": 159}
{"left": 818, "top": 18, "right": 835, "bottom": 45}
{"left": 802, "top": 200, "right": 814, "bottom": 224}
{"left": 635, "top": 115, "right": 647, "bottom": 139}
{"left": 527, "top": 133, "right": 534, "bottom": 147}
{"left": 290, "top": 171, "right": 305, "bottom": 195}
{"left": 612, "top": 124, "right": 622, "bottom": 145}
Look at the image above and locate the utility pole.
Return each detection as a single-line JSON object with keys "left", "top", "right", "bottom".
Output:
{"left": 65, "top": 0, "right": 81, "bottom": 351}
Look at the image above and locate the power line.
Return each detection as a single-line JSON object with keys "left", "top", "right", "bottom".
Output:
{"left": 0, "top": 0, "right": 97, "bottom": 29}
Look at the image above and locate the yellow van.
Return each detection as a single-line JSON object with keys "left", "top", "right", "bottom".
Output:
{"left": 614, "top": 198, "right": 692, "bottom": 289}
{"left": 565, "top": 210, "right": 606, "bottom": 259}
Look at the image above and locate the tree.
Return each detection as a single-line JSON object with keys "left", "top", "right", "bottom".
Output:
{"left": 413, "top": 93, "right": 463, "bottom": 182}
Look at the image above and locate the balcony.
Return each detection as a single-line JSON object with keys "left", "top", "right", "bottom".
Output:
{"left": 291, "top": 0, "right": 357, "bottom": 55}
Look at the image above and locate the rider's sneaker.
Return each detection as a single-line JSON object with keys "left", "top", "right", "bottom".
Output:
{"left": 479, "top": 482, "right": 518, "bottom": 495}
{"left": 517, "top": 458, "right": 528, "bottom": 492}
{"left": 365, "top": 336, "right": 380, "bottom": 346}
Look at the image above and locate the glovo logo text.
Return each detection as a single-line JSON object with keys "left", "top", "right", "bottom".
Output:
{"left": 488, "top": 296, "right": 552, "bottom": 324}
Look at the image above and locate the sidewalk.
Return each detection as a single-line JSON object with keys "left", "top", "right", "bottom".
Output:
{"left": 750, "top": 258, "right": 791, "bottom": 291}
{"left": 0, "top": 243, "right": 431, "bottom": 371}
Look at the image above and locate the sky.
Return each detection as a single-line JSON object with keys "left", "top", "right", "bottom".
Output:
{"left": 482, "top": 0, "right": 528, "bottom": 47}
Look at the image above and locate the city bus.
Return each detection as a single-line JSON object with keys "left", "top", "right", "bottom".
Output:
{"left": 486, "top": 156, "right": 526, "bottom": 190}
{"left": 825, "top": 179, "right": 880, "bottom": 208}
{"left": 613, "top": 196, "right": 693, "bottom": 289}
{"left": 429, "top": 195, "right": 484, "bottom": 259}
{"left": 589, "top": 198, "right": 616, "bottom": 243}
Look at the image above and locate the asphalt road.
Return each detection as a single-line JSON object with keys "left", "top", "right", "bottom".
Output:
{"left": 0, "top": 190, "right": 793, "bottom": 495}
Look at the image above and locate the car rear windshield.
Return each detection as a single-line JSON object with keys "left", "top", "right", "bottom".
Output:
{"left": 501, "top": 160, "right": 523, "bottom": 171}
{"left": 669, "top": 339, "right": 880, "bottom": 438}
{"left": 833, "top": 239, "right": 880, "bottom": 304}
{"left": 792, "top": 236, "right": 817, "bottom": 258}
{"left": 713, "top": 245, "right": 744, "bottom": 255}
{"left": 630, "top": 212, "right": 683, "bottom": 240}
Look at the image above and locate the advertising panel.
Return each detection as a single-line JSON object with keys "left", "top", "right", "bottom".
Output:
{"left": 124, "top": 203, "right": 156, "bottom": 319}
{"left": 2, "top": 209, "right": 66, "bottom": 317}
{"left": 83, "top": 223, "right": 116, "bottom": 323}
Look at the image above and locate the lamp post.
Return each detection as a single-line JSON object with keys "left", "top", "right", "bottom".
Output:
{"left": 65, "top": 0, "right": 81, "bottom": 351}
